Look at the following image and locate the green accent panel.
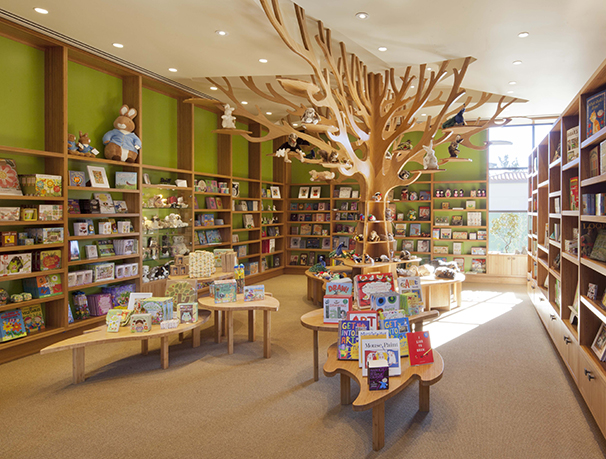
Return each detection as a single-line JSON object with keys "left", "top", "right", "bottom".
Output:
{"left": 290, "top": 160, "right": 319, "bottom": 184}
{"left": 142, "top": 88, "right": 178, "bottom": 169}
{"left": 0, "top": 153, "right": 44, "bottom": 175}
{"left": 232, "top": 122, "right": 249, "bottom": 178}
{"left": 0, "top": 36, "right": 45, "bottom": 150}
{"left": 68, "top": 61, "right": 122, "bottom": 152}
{"left": 261, "top": 140, "right": 274, "bottom": 181}
{"left": 194, "top": 107, "right": 218, "bottom": 174}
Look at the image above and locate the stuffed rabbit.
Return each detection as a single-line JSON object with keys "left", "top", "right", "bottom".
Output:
{"left": 103, "top": 104, "right": 141, "bottom": 162}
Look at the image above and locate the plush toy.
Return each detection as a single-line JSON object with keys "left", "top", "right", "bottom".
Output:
{"left": 354, "top": 234, "right": 364, "bottom": 242}
{"left": 221, "top": 104, "right": 236, "bottom": 129}
{"left": 400, "top": 249, "right": 412, "bottom": 260}
{"left": 422, "top": 141, "right": 438, "bottom": 170}
{"left": 398, "top": 169, "right": 411, "bottom": 180}
{"left": 148, "top": 239, "right": 159, "bottom": 260}
{"left": 368, "top": 231, "right": 380, "bottom": 242}
{"left": 275, "top": 133, "right": 310, "bottom": 163}
{"left": 68, "top": 133, "right": 78, "bottom": 154}
{"left": 372, "top": 192, "right": 382, "bottom": 201}
{"left": 396, "top": 139, "right": 412, "bottom": 151}
{"left": 448, "top": 134, "right": 463, "bottom": 157}
{"left": 309, "top": 170, "right": 335, "bottom": 181}
{"left": 368, "top": 214, "right": 376, "bottom": 221}
{"left": 364, "top": 254, "right": 374, "bottom": 265}
{"left": 77, "top": 131, "right": 99, "bottom": 156}
{"left": 301, "top": 107, "right": 320, "bottom": 124}
{"left": 442, "top": 104, "right": 466, "bottom": 129}
{"left": 103, "top": 104, "right": 141, "bottom": 162}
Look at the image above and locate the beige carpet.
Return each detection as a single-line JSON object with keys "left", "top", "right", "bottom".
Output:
{"left": 1, "top": 276, "right": 605, "bottom": 459}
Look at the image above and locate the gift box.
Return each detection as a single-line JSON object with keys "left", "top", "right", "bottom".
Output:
{"left": 0, "top": 253, "right": 32, "bottom": 277}
{"left": 23, "top": 274, "right": 63, "bottom": 298}
{"left": 35, "top": 249, "right": 62, "bottom": 271}
{"left": 213, "top": 279, "right": 237, "bottom": 304}
{"left": 130, "top": 313, "right": 152, "bottom": 333}
{"left": 0, "top": 232, "right": 17, "bottom": 247}
{"left": 0, "top": 207, "right": 20, "bottom": 222}
{"left": 177, "top": 303, "right": 197, "bottom": 323}
{"left": 38, "top": 205, "right": 63, "bottom": 221}
{"left": 27, "top": 227, "right": 64, "bottom": 244}
{"left": 102, "top": 283, "right": 136, "bottom": 309}
{"left": 140, "top": 297, "right": 173, "bottom": 324}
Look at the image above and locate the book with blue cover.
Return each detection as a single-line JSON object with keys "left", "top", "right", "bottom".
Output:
{"left": 338, "top": 319, "right": 369, "bottom": 360}
{"left": 380, "top": 316, "right": 411, "bottom": 357}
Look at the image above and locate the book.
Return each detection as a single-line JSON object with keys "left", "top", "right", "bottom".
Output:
{"left": 451, "top": 215, "right": 463, "bottom": 226}
{"left": 586, "top": 90, "right": 606, "bottom": 138}
{"left": 94, "top": 193, "right": 115, "bottom": 214}
{"left": 206, "top": 197, "right": 217, "bottom": 209}
{"left": 360, "top": 337, "right": 401, "bottom": 376}
{"left": 0, "top": 309, "right": 27, "bottom": 341}
{"left": 566, "top": 126, "right": 579, "bottom": 161}
{"left": 370, "top": 293, "right": 400, "bottom": 313}
{"left": 358, "top": 329, "right": 389, "bottom": 368}
{"left": 601, "top": 140, "right": 606, "bottom": 175}
{"left": 471, "top": 258, "right": 486, "bottom": 273}
{"left": 323, "top": 296, "right": 352, "bottom": 323}
{"left": 419, "top": 206, "right": 430, "bottom": 221}
{"left": 338, "top": 319, "right": 369, "bottom": 360}
{"left": 397, "top": 276, "right": 424, "bottom": 313}
{"left": 97, "top": 239, "right": 116, "bottom": 257}
{"left": 244, "top": 285, "right": 265, "bottom": 302}
{"left": 354, "top": 273, "right": 395, "bottom": 308}
{"left": 368, "top": 360, "right": 389, "bottom": 391}
{"left": 347, "top": 311, "right": 378, "bottom": 330}
{"left": 591, "top": 323, "right": 606, "bottom": 361}
{"left": 326, "top": 280, "right": 353, "bottom": 296}
{"left": 406, "top": 331, "right": 434, "bottom": 366}
{"left": 589, "top": 146, "right": 600, "bottom": 178}
{"left": 115, "top": 171, "right": 137, "bottom": 189}
{"left": 338, "top": 187, "right": 352, "bottom": 198}
{"left": 379, "top": 316, "right": 411, "bottom": 356}
{"left": 570, "top": 176, "right": 579, "bottom": 210}
{"left": 409, "top": 224, "right": 421, "bottom": 237}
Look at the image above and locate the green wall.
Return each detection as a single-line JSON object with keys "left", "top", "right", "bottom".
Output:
{"left": 194, "top": 107, "right": 218, "bottom": 174}
{"left": 142, "top": 88, "right": 178, "bottom": 169}
{"left": 232, "top": 121, "right": 249, "bottom": 178}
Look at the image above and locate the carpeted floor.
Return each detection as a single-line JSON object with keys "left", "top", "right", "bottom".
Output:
{"left": 1, "top": 276, "right": 605, "bottom": 458}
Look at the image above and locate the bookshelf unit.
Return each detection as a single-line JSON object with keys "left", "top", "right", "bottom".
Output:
{"left": 528, "top": 58, "right": 606, "bottom": 438}
{"left": 0, "top": 18, "right": 285, "bottom": 363}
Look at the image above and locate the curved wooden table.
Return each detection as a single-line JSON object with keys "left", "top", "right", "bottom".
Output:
{"left": 324, "top": 344, "right": 444, "bottom": 451}
{"left": 40, "top": 310, "right": 211, "bottom": 384}
{"left": 420, "top": 272, "right": 465, "bottom": 311}
{"left": 199, "top": 293, "right": 280, "bottom": 358}
{"left": 301, "top": 309, "right": 438, "bottom": 381}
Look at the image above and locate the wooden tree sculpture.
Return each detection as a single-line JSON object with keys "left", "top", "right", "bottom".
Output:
{"left": 186, "top": 0, "right": 521, "bottom": 261}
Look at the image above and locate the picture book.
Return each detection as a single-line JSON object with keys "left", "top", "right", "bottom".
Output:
{"left": 566, "top": 126, "right": 579, "bottom": 161}
{"left": 398, "top": 276, "right": 425, "bottom": 314}
{"left": 140, "top": 297, "right": 173, "bottom": 325}
{"left": 68, "top": 198, "right": 81, "bottom": 214}
{"left": 206, "top": 197, "right": 217, "bottom": 209}
{"left": 178, "top": 303, "right": 196, "bottom": 324}
{"left": 323, "top": 296, "right": 352, "bottom": 323}
{"left": 97, "top": 239, "right": 116, "bottom": 257}
{"left": 570, "top": 176, "right": 579, "bottom": 211}
{"left": 354, "top": 273, "right": 395, "bottom": 308}
{"left": 347, "top": 311, "right": 378, "bottom": 330}
{"left": 338, "top": 319, "right": 369, "bottom": 360}
{"left": 394, "top": 224, "right": 406, "bottom": 236}
{"left": 592, "top": 323, "right": 606, "bottom": 361}
{"left": 68, "top": 171, "right": 85, "bottom": 187}
{"left": 115, "top": 171, "right": 137, "bottom": 189}
{"left": 380, "top": 316, "right": 411, "bottom": 356}
{"left": 361, "top": 338, "right": 401, "bottom": 376}
{"left": 106, "top": 314, "right": 121, "bottom": 332}
{"left": 203, "top": 214, "right": 215, "bottom": 226}
{"left": 94, "top": 193, "right": 116, "bottom": 214}
{"left": 370, "top": 293, "right": 400, "bottom": 313}
{"left": 409, "top": 223, "right": 421, "bottom": 236}
{"left": 130, "top": 313, "right": 152, "bottom": 333}
{"left": 589, "top": 147, "right": 600, "bottom": 178}
{"left": 419, "top": 206, "right": 430, "bottom": 221}
{"left": 407, "top": 331, "right": 434, "bottom": 366}
{"left": 586, "top": 90, "right": 606, "bottom": 138}
{"left": 206, "top": 229, "right": 222, "bottom": 244}
{"left": 358, "top": 329, "right": 389, "bottom": 368}
{"left": 214, "top": 279, "right": 237, "bottom": 303}
{"left": 326, "top": 280, "right": 353, "bottom": 296}
{"left": 0, "top": 309, "right": 27, "bottom": 341}
{"left": 244, "top": 285, "right": 265, "bottom": 302}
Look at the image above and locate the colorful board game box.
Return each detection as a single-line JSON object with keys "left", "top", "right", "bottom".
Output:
{"left": 140, "top": 297, "right": 173, "bottom": 325}
{"left": 244, "top": 285, "right": 265, "bottom": 302}
{"left": 214, "top": 279, "right": 237, "bottom": 303}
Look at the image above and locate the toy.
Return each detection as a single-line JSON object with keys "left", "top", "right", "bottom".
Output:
{"left": 221, "top": 104, "right": 236, "bottom": 129}
{"left": 454, "top": 190, "right": 458, "bottom": 197}
{"left": 301, "top": 107, "right": 320, "bottom": 124}
{"left": 398, "top": 169, "right": 411, "bottom": 180}
{"left": 422, "top": 141, "right": 438, "bottom": 170}
{"left": 459, "top": 189, "right": 464, "bottom": 197}
{"left": 0, "top": 288, "right": 8, "bottom": 305}
{"left": 372, "top": 192, "right": 382, "bottom": 202}
{"left": 400, "top": 249, "right": 412, "bottom": 260}
{"left": 435, "top": 267, "right": 456, "bottom": 279}
{"left": 67, "top": 133, "right": 78, "bottom": 154}
{"left": 368, "top": 214, "right": 377, "bottom": 221}
{"left": 396, "top": 139, "right": 412, "bottom": 151}
{"left": 275, "top": 133, "right": 310, "bottom": 163}
{"left": 441, "top": 104, "right": 466, "bottom": 129}
{"left": 76, "top": 131, "right": 99, "bottom": 156}
{"left": 309, "top": 170, "right": 335, "bottom": 181}
{"left": 448, "top": 134, "right": 463, "bottom": 157}
{"left": 368, "top": 231, "right": 380, "bottom": 242}
{"left": 409, "top": 191, "right": 418, "bottom": 201}
{"left": 364, "top": 254, "right": 374, "bottom": 265}
{"left": 445, "top": 188, "right": 452, "bottom": 197}
{"left": 102, "top": 104, "right": 142, "bottom": 163}
{"left": 354, "top": 234, "right": 364, "bottom": 242}
{"left": 148, "top": 239, "right": 159, "bottom": 260}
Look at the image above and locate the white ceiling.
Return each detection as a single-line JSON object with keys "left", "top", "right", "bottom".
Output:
{"left": 4, "top": 0, "right": 606, "bottom": 122}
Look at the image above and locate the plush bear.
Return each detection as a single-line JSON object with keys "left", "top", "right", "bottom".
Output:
{"left": 301, "top": 107, "right": 320, "bottom": 124}
{"left": 77, "top": 131, "right": 99, "bottom": 157}
{"left": 103, "top": 104, "right": 141, "bottom": 162}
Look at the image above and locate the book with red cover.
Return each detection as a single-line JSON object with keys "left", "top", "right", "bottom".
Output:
{"left": 354, "top": 273, "right": 395, "bottom": 308}
{"left": 406, "top": 331, "right": 434, "bottom": 366}
{"left": 570, "top": 176, "right": 579, "bottom": 211}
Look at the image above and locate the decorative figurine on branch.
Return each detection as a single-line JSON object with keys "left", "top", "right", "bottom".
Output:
{"left": 275, "top": 133, "right": 310, "bottom": 163}
{"left": 448, "top": 134, "right": 463, "bottom": 158}
{"left": 442, "top": 104, "right": 466, "bottom": 129}
{"left": 317, "top": 149, "right": 340, "bottom": 164}
{"left": 396, "top": 139, "right": 413, "bottom": 151}
{"left": 301, "top": 107, "right": 320, "bottom": 125}
{"left": 103, "top": 104, "right": 141, "bottom": 163}
{"left": 309, "top": 170, "right": 335, "bottom": 181}
{"left": 221, "top": 104, "right": 236, "bottom": 129}
{"left": 372, "top": 192, "right": 382, "bottom": 202}
{"left": 422, "top": 141, "right": 439, "bottom": 170}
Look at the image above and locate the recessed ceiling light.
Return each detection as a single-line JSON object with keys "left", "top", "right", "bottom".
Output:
{"left": 33, "top": 7, "right": 48, "bottom": 14}
{"left": 421, "top": 114, "right": 427, "bottom": 116}
{"left": 259, "top": 58, "right": 268, "bottom": 63}
{"left": 292, "top": 123, "right": 299, "bottom": 127}
{"left": 513, "top": 60, "right": 522, "bottom": 65}
{"left": 241, "top": 101, "right": 248, "bottom": 105}
{"left": 215, "top": 30, "right": 228, "bottom": 36}
{"left": 355, "top": 12, "right": 369, "bottom": 19}
{"left": 518, "top": 32, "right": 529, "bottom": 38}
{"left": 112, "top": 43, "right": 124, "bottom": 49}
{"left": 411, "top": 85, "right": 415, "bottom": 89}
{"left": 378, "top": 47, "right": 387, "bottom": 52}
{"left": 509, "top": 81, "right": 517, "bottom": 85}
{"left": 210, "top": 86, "right": 218, "bottom": 91}
{"left": 168, "top": 68, "right": 178, "bottom": 73}
{"left": 507, "top": 90, "right": 514, "bottom": 94}
{"left": 266, "top": 112, "right": 272, "bottom": 115}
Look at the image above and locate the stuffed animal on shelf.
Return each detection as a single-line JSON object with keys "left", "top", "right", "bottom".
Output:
{"left": 448, "top": 134, "right": 463, "bottom": 157}
{"left": 364, "top": 254, "right": 374, "bottom": 265}
{"left": 275, "top": 133, "right": 310, "bottom": 163}
{"left": 76, "top": 131, "right": 99, "bottom": 156}
{"left": 368, "top": 231, "right": 380, "bottom": 242}
{"left": 368, "top": 214, "right": 377, "bottom": 221}
{"left": 396, "top": 139, "right": 412, "bottom": 151}
{"left": 221, "top": 104, "right": 236, "bottom": 129}
{"left": 372, "top": 192, "right": 382, "bottom": 202}
{"left": 400, "top": 249, "right": 412, "bottom": 260}
{"left": 354, "top": 234, "right": 364, "bottom": 242}
{"left": 398, "top": 169, "right": 411, "bottom": 180}
{"left": 422, "top": 141, "right": 438, "bottom": 170}
{"left": 309, "top": 170, "right": 335, "bottom": 181}
{"left": 441, "top": 104, "right": 466, "bottom": 129}
{"left": 301, "top": 107, "right": 320, "bottom": 124}
{"left": 103, "top": 104, "right": 142, "bottom": 162}
{"left": 68, "top": 133, "right": 78, "bottom": 154}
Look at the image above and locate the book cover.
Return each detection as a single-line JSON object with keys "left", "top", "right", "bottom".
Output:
{"left": 380, "top": 316, "right": 411, "bottom": 356}
{"left": 357, "top": 329, "right": 389, "bottom": 368}
{"left": 94, "top": 193, "right": 116, "bottom": 214}
{"left": 0, "top": 309, "right": 27, "bottom": 341}
{"left": 419, "top": 206, "right": 430, "bottom": 221}
{"left": 20, "top": 303, "right": 45, "bottom": 333}
{"left": 130, "top": 313, "right": 152, "bottom": 333}
{"left": 326, "top": 280, "right": 353, "bottom": 296}
{"left": 140, "top": 297, "right": 173, "bottom": 325}
{"left": 586, "top": 90, "right": 606, "bottom": 138}
{"left": 214, "top": 279, "right": 237, "bottom": 303}
{"left": 0, "top": 159, "right": 23, "bottom": 196}
{"left": 347, "top": 311, "right": 378, "bottom": 330}
{"left": 244, "top": 285, "right": 265, "bottom": 302}
{"left": 370, "top": 293, "right": 400, "bottom": 313}
{"left": 409, "top": 224, "right": 421, "bottom": 236}
{"left": 206, "top": 197, "right": 217, "bottom": 209}
{"left": 570, "top": 176, "right": 579, "bottom": 210}
{"left": 338, "top": 319, "right": 369, "bottom": 360}
{"left": 368, "top": 360, "right": 389, "bottom": 391}
{"left": 323, "top": 296, "right": 352, "bottom": 323}
{"left": 206, "top": 229, "right": 222, "bottom": 244}
{"left": 355, "top": 273, "right": 395, "bottom": 308}
{"left": 361, "top": 337, "right": 401, "bottom": 376}
{"left": 106, "top": 314, "right": 121, "bottom": 332}
{"left": 397, "top": 276, "right": 424, "bottom": 312}
{"left": 591, "top": 323, "right": 606, "bottom": 361}
{"left": 566, "top": 126, "right": 579, "bottom": 161}
{"left": 407, "top": 331, "right": 434, "bottom": 366}
{"left": 178, "top": 303, "right": 195, "bottom": 323}
{"left": 115, "top": 171, "right": 137, "bottom": 189}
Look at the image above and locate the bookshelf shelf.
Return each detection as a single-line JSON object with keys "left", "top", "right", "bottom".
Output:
{"left": 67, "top": 275, "right": 140, "bottom": 292}
{"left": 68, "top": 253, "right": 140, "bottom": 266}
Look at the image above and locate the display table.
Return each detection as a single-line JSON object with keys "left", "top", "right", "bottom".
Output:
{"left": 198, "top": 293, "right": 280, "bottom": 357}
{"left": 40, "top": 311, "right": 211, "bottom": 384}
{"left": 300, "top": 309, "right": 438, "bottom": 381}
{"left": 421, "top": 272, "right": 465, "bottom": 311}
{"left": 323, "top": 344, "right": 444, "bottom": 451}
{"left": 341, "top": 257, "right": 421, "bottom": 278}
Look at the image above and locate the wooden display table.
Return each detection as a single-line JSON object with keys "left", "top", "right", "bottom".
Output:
{"left": 300, "top": 309, "right": 438, "bottom": 381}
{"left": 324, "top": 344, "right": 444, "bottom": 451}
{"left": 421, "top": 273, "right": 465, "bottom": 311}
{"left": 40, "top": 311, "right": 211, "bottom": 384}
{"left": 198, "top": 293, "right": 280, "bottom": 358}
{"left": 341, "top": 257, "right": 421, "bottom": 278}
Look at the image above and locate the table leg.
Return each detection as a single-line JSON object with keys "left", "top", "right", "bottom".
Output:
{"left": 340, "top": 374, "right": 351, "bottom": 405}
{"left": 178, "top": 332, "right": 184, "bottom": 342}
{"left": 160, "top": 336, "right": 169, "bottom": 369}
{"left": 419, "top": 383, "right": 430, "bottom": 412}
{"left": 214, "top": 311, "right": 222, "bottom": 343}
{"left": 248, "top": 310, "right": 256, "bottom": 342}
{"left": 455, "top": 282, "right": 462, "bottom": 307}
{"left": 312, "top": 330, "right": 319, "bottom": 382}
{"left": 222, "top": 311, "right": 227, "bottom": 337}
{"left": 263, "top": 310, "right": 271, "bottom": 358}
{"left": 307, "top": 277, "right": 312, "bottom": 301}
{"left": 141, "top": 339, "right": 149, "bottom": 355}
{"left": 227, "top": 311, "right": 234, "bottom": 355}
{"left": 192, "top": 326, "right": 201, "bottom": 348}
{"left": 372, "top": 402, "right": 385, "bottom": 451}
{"left": 72, "top": 347, "right": 85, "bottom": 384}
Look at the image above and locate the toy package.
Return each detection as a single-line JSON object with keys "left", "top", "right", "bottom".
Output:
{"left": 72, "top": 291, "right": 90, "bottom": 320}
{"left": 214, "top": 279, "right": 237, "bottom": 303}
{"left": 178, "top": 303, "right": 197, "bottom": 323}
{"left": 0, "top": 253, "right": 32, "bottom": 277}
{"left": 244, "top": 285, "right": 265, "bottom": 302}
{"left": 140, "top": 297, "right": 173, "bottom": 324}
{"left": 130, "top": 313, "right": 152, "bottom": 333}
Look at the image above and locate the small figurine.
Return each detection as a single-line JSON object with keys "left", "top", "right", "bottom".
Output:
{"left": 448, "top": 134, "right": 463, "bottom": 157}
{"left": 301, "top": 107, "right": 320, "bottom": 124}
{"left": 368, "top": 231, "right": 380, "bottom": 242}
{"left": 400, "top": 249, "right": 412, "bottom": 260}
{"left": 470, "top": 190, "right": 476, "bottom": 197}
{"left": 396, "top": 139, "right": 413, "bottom": 151}
{"left": 409, "top": 191, "right": 418, "bottom": 201}
{"left": 422, "top": 141, "right": 438, "bottom": 170}
{"left": 435, "top": 190, "right": 441, "bottom": 198}
{"left": 459, "top": 189, "right": 464, "bottom": 197}
{"left": 372, "top": 192, "right": 382, "bottom": 202}
{"left": 441, "top": 104, "right": 466, "bottom": 129}
{"left": 364, "top": 254, "right": 375, "bottom": 265}
{"left": 276, "top": 133, "right": 310, "bottom": 163}
{"left": 445, "top": 188, "right": 451, "bottom": 197}
{"left": 359, "top": 214, "right": 365, "bottom": 221}
{"left": 103, "top": 104, "right": 141, "bottom": 162}
{"left": 221, "top": 104, "right": 236, "bottom": 129}
{"left": 368, "top": 214, "right": 377, "bottom": 221}
{"left": 68, "top": 133, "right": 78, "bottom": 154}
{"left": 398, "top": 169, "right": 411, "bottom": 180}
{"left": 401, "top": 188, "right": 409, "bottom": 201}
{"left": 309, "top": 170, "right": 335, "bottom": 181}
{"left": 354, "top": 234, "right": 364, "bottom": 242}
{"left": 453, "top": 190, "right": 458, "bottom": 197}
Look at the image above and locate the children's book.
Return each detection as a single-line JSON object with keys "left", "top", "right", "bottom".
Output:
{"left": 97, "top": 239, "right": 116, "bottom": 257}
{"left": 380, "top": 316, "right": 411, "bottom": 356}
{"left": 323, "top": 296, "right": 352, "bottom": 323}
{"left": 398, "top": 276, "right": 425, "bottom": 314}
{"left": 203, "top": 214, "right": 215, "bottom": 226}
{"left": 406, "top": 331, "right": 434, "bottom": 366}
{"left": 115, "top": 171, "right": 137, "bottom": 189}
{"left": 206, "top": 229, "right": 222, "bottom": 244}
{"left": 206, "top": 197, "right": 217, "bottom": 209}
{"left": 21, "top": 304, "right": 45, "bottom": 333}
{"left": 325, "top": 280, "right": 353, "bottom": 296}
{"left": 358, "top": 329, "right": 388, "bottom": 368}
{"left": 361, "top": 337, "right": 401, "bottom": 376}
{"left": 347, "top": 311, "right": 378, "bottom": 330}
{"left": 338, "top": 319, "right": 369, "bottom": 360}
{"left": 354, "top": 273, "right": 395, "bottom": 308}
{"left": 106, "top": 314, "right": 122, "bottom": 332}
{"left": 409, "top": 223, "right": 421, "bottom": 236}
{"left": 0, "top": 309, "right": 27, "bottom": 341}
{"left": 94, "top": 193, "right": 116, "bottom": 214}
{"left": 244, "top": 285, "right": 265, "bottom": 302}
{"left": 370, "top": 293, "right": 400, "bottom": 313}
